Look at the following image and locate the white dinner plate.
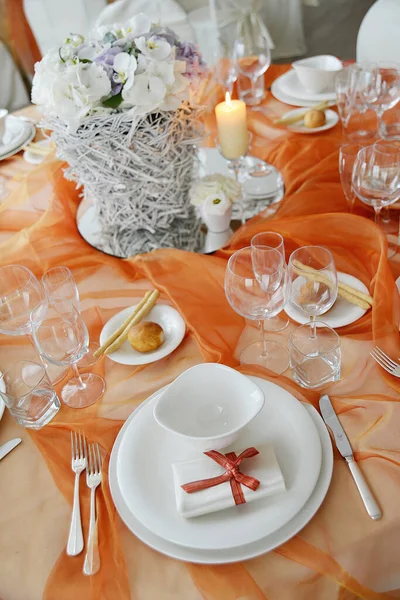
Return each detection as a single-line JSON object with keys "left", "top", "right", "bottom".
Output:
{"left": 109, "top": 379, "right": 333, "bottom": 564}
{"left": 0, "top": 118, "right": 36, "bottom": 160}
{"left": 284, "top": 108, "right": 339, "bottom": 134}
{"left": 99, "top": 304, "right": 186, "bottom": 365}
{"left": 278, "top": 69, "right": 337, "bottom": 103}
{"left": 285, "top": 272, "right": 369, "bottom": 328}
{"left": 271, "top": 79, "right": 320, "bottom": 107}
{"left": 0, "top": 372, "right": 5, "bottom": 421}
{"left": 111, "top": 376, "right": 321, "bottom": 550}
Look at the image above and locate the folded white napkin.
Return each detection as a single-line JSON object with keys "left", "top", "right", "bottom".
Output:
{"left": 172, "top": 445, "right": 286, "bottom": 519}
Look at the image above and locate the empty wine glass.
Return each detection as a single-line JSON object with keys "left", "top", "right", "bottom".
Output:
{"left": 31, "top": 299, "right": 105, "bottom": 408}
{"left": 335, "top": 66, "right": 376, "bottom": 141}
{"left": 352, "top": 142, "right": 400, "bottom": 228}
{"left": 288, "top": 246, "right": 338, "bottom": 338}
{"left": 251, "top": 232, "right": 289, "bottom": 332}
{"left": 225, "top": 246, "right": 289, "bottom": 374}
{"left": 359, "top": 63, "right": 400, "bottom": 121}
{"left": 42, "top": 266, "right": 100, "bottom": 367}
{"left": 339, "top": 143, "right": 362, "bottom": 212}
{"left": 233, "top": 21, "right": 271, "bottom": 106}
{"left": 213, "top": 42, "right": 237, "bottom": 96}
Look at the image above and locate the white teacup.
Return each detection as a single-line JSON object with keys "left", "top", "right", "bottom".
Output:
{"left": 0, "top": 109, "right": 8, "bottom": 144}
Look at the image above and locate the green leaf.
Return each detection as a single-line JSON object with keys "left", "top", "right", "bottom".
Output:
{"left": 103, "top": 93, "right": 123, "bottom": 109}
{"left": 78, "top": 58, "right": 92, "bottom": 64}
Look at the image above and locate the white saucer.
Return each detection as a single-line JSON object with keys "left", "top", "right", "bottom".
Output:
{"left": 0, "top": 372, "right": 5, "bottom": 421}
{"left": 23, "top": 139, "right": 53, "bottom": 165}
{"left": 99, "top": 304, "right": 186, "bottom": 365}
{"left": 0, "top": 117, "right": 36, "bottom": 160}
{"left": 109, "top": 378, "right": 333, "bottom": 563}
{"left": 284, "top": 108, "right": 339, "bottom": 134}
{"left": 111, "top": 376, "right": 321, "bottom": 551}
{"left": 278, "top": 69, "right": 337, "bottom": 103}
{"left": 285, "top": 272, "right": 370, "bottom": 328}
{"left": 271, "top": 78, "right": 319, "bottom": 107}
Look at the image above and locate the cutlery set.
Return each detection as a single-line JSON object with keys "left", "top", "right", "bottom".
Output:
{"left": 67, "top": 431, "right": 103, "bottom": 575}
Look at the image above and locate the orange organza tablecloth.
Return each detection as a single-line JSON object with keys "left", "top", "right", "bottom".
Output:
{"left": 1, "top": 66, "right": 400, "bottom": 600}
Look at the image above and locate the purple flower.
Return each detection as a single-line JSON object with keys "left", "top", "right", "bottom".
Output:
{"left": 176, "top": 41, "right": 207, "bottom": 79}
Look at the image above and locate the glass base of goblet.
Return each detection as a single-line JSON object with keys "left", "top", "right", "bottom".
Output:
{"left": 61, "top": 373, "right": 105, "bottom": 409}
{"left": 240, "top": 341, "right": 289, "bottom": 375}
{"left": 262, "top": 314, "right": 289, "bottom": 333}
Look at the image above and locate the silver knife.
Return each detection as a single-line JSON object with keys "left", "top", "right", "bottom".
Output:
{"left": 0, "top": 438, "right": 22, "bottom": 461}
{"left": 319, "top": 395, "right": 381, "bottom": 520}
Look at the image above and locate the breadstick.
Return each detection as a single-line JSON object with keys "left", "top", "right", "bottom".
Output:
{"left": 293, "top": 260, "right": 373, "bottom": 310}
{"left": 94, "top": 291, "right": 152, "bottom": 358}
{"left": 105, "top": 289, "right": 160, "bottom": 354}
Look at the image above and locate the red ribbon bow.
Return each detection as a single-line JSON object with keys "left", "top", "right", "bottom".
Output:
{"left": 181, "top": 447, "right": 260, "bottom": 505}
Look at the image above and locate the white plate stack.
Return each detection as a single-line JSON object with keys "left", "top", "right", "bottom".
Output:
{"left": 271, "top": 69, "right": 337, "bottom": 107}
{"left": 0, "top": 116, "right": 36, "bottom": 161}
{"left": 109, "top": 376, "right": 333, "bottom": 563}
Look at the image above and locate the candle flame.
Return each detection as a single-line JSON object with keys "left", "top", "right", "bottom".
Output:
{"left": 225, "top": 92, "right": 232, "bottom": 106}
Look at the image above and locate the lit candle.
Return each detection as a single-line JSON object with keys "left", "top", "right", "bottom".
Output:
{"left": 215, "top": 92, "right": 248, "bottom": 160}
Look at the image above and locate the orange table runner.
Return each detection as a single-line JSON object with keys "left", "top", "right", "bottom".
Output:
{"left": 1, "top": 66, "right": 400, "bottom": 600}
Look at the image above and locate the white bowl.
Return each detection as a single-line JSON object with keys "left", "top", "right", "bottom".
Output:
{"left": 153, "top": 363, "right": 265, "bottom": 451}
{"left": 292, "top": 55, "right": 343, "bottom": 94}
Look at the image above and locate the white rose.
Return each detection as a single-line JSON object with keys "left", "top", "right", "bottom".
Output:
{"left": 202, "top": 192, "right": 231, "bottom": 216}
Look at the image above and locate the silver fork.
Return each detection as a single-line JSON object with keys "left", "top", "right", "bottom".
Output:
{"left": 66, "top": 431, "right": 87, "bottom": 556}
{"left": 83, "top": 443, "right": 103, "bottom": 576}
{"left": 370, "top": 346, "right": 400, "bottom": 377}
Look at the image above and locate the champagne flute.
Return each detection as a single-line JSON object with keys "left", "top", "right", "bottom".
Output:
{"left": 31, "top": 299, "right": 105, "bottom": 408}
{"left": 251, "top": 232, "right": 289, "bottom": 332}
{"left": 225, "top": 246, "right": 289, "bottom": 374}
{"left": 288, "top": 246, "right": 338, "bottom": 338}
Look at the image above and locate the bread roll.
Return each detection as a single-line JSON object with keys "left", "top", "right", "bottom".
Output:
{"left": 304, "top": 109, "right": 326, "bottom": 129}
{"left": 128, "top": 321, "right": 164, "bottom": 352}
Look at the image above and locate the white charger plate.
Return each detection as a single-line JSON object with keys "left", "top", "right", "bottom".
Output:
{"left": 284, "top": 108, "right": 339, "bottom": 134}
{"left": 109, "top": 378, "right": 333, "bottom": 564}
{"left": 285, "top": 272, "right": 369, "bottom": 328}
{"left": 0, "top": 372, "right": 5, "bottom": 421}
{"left": 0, "top": 118, "right": 35, "bottom": 160}
{"left": 112, "top": 376, "right": 322, "bottom": 550}
{"left": 278, "top": 69, "right": 337, "bottom": 102}
{"left": 99, "top": 304, "right": 186, "bottom": 365}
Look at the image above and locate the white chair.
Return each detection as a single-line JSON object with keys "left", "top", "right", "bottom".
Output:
{"left": 357, "top": 0, "right": 400, "bottom": 64}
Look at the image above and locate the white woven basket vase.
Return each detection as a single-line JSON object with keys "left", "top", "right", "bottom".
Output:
{"left": 47, "top": 103, "right": 203, "bottom": 258}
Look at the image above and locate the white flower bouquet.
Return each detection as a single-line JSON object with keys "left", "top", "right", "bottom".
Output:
{"left": 31, "top": 14, "right": 207, "bottom": 257}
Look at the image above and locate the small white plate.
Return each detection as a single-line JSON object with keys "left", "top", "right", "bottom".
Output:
{"left": 0, "top": 372, "right": 5, "bottom": 421}
{"left": 278, "top": 69, "right": 337, "bottom": 102}
{"left": 285, "top": 272, "right": 369, "bottom": 328}
{"left": 99, "top": 304, "right": 186, "bottom": 365}
{"left": 0, "top": 118, "right": 35, "bottom": 160}
{"left": 23, "top": 139, "right": 53, "bottom": 165}
{"left": 109, "top": 378, "right": 333, "bottom": 563}
{"left": 113, "top": 377, "right": 321, "bottom": 550}
{"left": 284, "top": 108, "right": 339, "bottom": 134}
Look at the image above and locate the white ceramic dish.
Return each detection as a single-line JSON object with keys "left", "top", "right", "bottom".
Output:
{"left": 0, "top": 117, "right": 35, "bottom": 160}
{"left": 99, "top": 304, "right": 186, "bottom": 365}
{"left": 292, "top": 55, "right": 343, "bottom": 94}
{"left": 0, "top": 371, "right": 5, "bottom": 421}
{"left": 109, "top": 379, "right": 333, "bottom": 564}
{"left": 153, "top": 363, "right": 265, "bottom": 451}
{"left": 285, "top": 272, "right": 369, "bottom": 328}
{"left": 112, "top": 376, "right": 322, "bottom": 551}
{"left": 279, "top": 69, "right": 338, "bottom": 103}
{"left": 284, "top": 108, "right": 339, "bottom": 134}
{"left": 271, "top": 73, "right": 336, "bottom": 108}
{"left": 23, "top": 139, "right": 53, "bottom": 165}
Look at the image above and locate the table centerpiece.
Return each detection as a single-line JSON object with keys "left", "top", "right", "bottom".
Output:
{"left": 31, "top": 14, "right": 207, "bottom": 257}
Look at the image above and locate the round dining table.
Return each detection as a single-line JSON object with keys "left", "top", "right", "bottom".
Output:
{"left": 0, "top": 64, "right": 399, "bottom": 600}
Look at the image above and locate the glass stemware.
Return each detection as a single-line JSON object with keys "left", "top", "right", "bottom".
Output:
{"left": 288, "top": 246, "right": 338, "bottom": 338}
{"left": 251, "top": 232, "right": 289, "bottom": 332}
{"left": 225, "top": 246, "right": 289, "bottom": 374}
{"left": 233, "top": 18, "right": 271, "bottom": 106}
{"left": 31, "top": 299, "right": 105, "bottom": 408}
{"left": 213, "top": 42, "right": 237, "bottom": 96}
{"left": 352, "top": 142, "right": 400, "bottom": 228}
{"left": 339, "top": 143, "right": 362, "bottom": 213}
{"left": 335, "top": 66, "right": 376, "bottom": 142}
{"left": 359, "top": 63, "right": 400, "bottom": 121}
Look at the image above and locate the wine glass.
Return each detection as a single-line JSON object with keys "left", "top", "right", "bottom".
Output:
{"left": 352, "top": 142, "right": 400, "bottom": 228}
{"left": 251, "top": 232, "right": 289, "bottom": 332}
{"left": 359, "top": 63, "right": 400, "bottom": 121}
{"left": 335, "top": 66, "right": 376, "bottom": 141}
{"left": 42, "top": 266, "right": 100, "bottom": 366}
{"left": 288, "top": 246, "right": 338, "bottom": 338}
{"left": 31, "top": 299, "right": 105, "bottom": 408}
{"left": 339, "top": 143, "right": 362, "bottom": 213}
{"left": 233, "top": 28, "right": 271, "bottom": 106}
{"left": 225, "top": 246, "right": 289, "bottom": 374}
{"left": 213, "top": 41, "right": 237, "bottom": 96}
